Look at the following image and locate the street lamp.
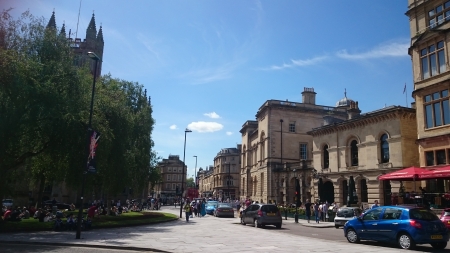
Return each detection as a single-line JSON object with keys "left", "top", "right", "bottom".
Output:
{"left": 76, "top": 51, "right": 101, "bottom": 239}
{"left": 193, "top": 155, "right": 197, "bottom": 189}
{"left": 293, "top": 168, "right": 298, "bottom": 223}
{"left": 179, "top": 128, "right": 192, "bottom": 218}
{"left": 228, "top": 163, "right": 231, "bottom": 201}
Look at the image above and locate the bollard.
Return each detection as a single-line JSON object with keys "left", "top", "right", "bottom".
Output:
{"left": 294, "top": 208, "right": 298, "bottom": 223}
{"left": 284, "top": 208, "right": 288, "bottom": 220}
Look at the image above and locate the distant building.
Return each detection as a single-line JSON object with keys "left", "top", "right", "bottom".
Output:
{"left": 198, "top": 166, "right": 215, "bottom": 198}
{"left": 211, "top": 145, "right": 241, "bottom": 200}
{"left": 153, "top": 155, "right": 187, "bottom": 204}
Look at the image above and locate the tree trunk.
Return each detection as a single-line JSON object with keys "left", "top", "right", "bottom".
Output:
{"left": 35, "top": 173, "right": 46, "bottom": 209}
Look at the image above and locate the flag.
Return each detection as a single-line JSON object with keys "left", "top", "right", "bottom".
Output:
{"left": 403, "top": 83, "right": 406, "bottom": 94}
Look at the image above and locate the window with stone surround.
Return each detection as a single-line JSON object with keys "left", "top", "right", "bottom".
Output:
{"left": 299, "top": 143, "right": 307, "bottom": 160}
{"left": 323, "top": 145, "right": 329, "bottom": 169}
{"left": 428, "top": 1, "right": 450, "bottom": 29}
{"left": 424, "top": 89, "right": 450, "bottom": 128}
{"left": 426, "top": 151, "right": 435, "bottom": 166}
{"left": 380, "top": 134, "right": 390, "bottom": 163}
{"left": 350, "top": 140, "right": 359, "bottom": 166}
{"left": 289, "top": 122, "right": 296, "bottom": 132}
{"left": 421, "top": 41, "right": 446, "bottom": 79}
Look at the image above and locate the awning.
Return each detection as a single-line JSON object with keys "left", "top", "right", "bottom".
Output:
{"left": 419, "top": 165, "right": 450, "bottom": 179}
{"left": 378, "top": 166, "right": 428, "bottom": 181}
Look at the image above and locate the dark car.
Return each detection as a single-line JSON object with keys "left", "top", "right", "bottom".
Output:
{"left": 344, "top": 206, "right": 449, "bottom": 250}
{"left": 214, "top": 203, "right": 234, "bottom": 218}
{"left": 240, "top": 204, "right": 282, "bottom": 229}
{"left": 439, "top": 208, "right": 450, "bottom": 230}
{"left": 334, "top": 207, "right": 362, "bottom": 228}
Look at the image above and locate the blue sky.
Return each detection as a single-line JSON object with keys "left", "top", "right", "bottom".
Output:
{"left": 7, "top": 0, "right": 412, "bottom": 179}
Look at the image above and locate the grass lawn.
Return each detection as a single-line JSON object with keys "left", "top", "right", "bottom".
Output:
{"left": 0, "top": 211, "right": 178, "bottom": 233}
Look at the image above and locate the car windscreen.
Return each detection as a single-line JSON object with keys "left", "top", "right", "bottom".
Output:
{"left": 261, "top": 205, "right": 278, "bottom": 212}
{"left": 337, "top": 208, "right": 358, "bottom": 218}
{"left": 444, "top": 211, "right": 450, "bottom": 216}
{"left": 206, "top": 203, "right": 217, "bottom": 207}
{"left": 218, "top": 204, "right": 231, "bottom": 208}
{"left": 409, "top": 208, "right": 439, "bottom": 221}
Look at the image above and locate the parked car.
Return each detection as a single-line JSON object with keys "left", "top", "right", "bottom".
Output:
{"left": 334, "top": 207, "right": 362, "bottom": 228}
{"left": 214, "top": 203, "right": 234, "bottom": 218}
{"left": 205, "top": 201, "right": 218, "bottom": 215}
{"left": 439, "top": 208, "right": 450, "bottom": 230}
{"left": 344, "top": 206, "right": 449, "bottom": 250}
{"left": 240, "top": 204, "right": 282, "bottom": 229}
{"left": 2, "top": 199, "right": 13, "bottom": 208}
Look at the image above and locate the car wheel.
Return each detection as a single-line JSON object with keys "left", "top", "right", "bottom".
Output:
{"left": 276, "top": 223, "right": 282, "bottom": 229}
{"left": 254, "top": 219, "right": 260, "bottom": 228}
{"left": 335, "top": 225, "right": 339, "bottom": 229}
{"left": 241, "top": 217, "right": 246, "bottom": 225}
{"left": 430, "top": 242, "right": 447, "bottom": 250}
{"left": 398, "top": 233, "right": 415, "bottom": 250}
{"left": 346, "top": 228, "right": 360, "bottom": 243}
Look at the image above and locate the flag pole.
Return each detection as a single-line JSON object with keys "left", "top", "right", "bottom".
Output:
{"left": 405, "top": 85, "right": 408, "bottom": 107}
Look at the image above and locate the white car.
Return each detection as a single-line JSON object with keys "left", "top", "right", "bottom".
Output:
{"left": 2, "top": 199, "right": 13, "bottom": 208}
{"left": 334, "top": 207, "right": 362, "bottom": 228}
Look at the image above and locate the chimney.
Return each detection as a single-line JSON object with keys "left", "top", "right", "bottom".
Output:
{"left": 347, "top": 101, "right": 361, "bottom": 119}
{"left": 301, "top": 87, "right": 316, "bottom": 105}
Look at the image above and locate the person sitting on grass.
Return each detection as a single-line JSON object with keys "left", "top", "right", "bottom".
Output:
{"left": 84, "top": 216, "right": 92, "bottom": 230}
{"left": 19, "top": 207, "right": 30, "bottom": 219}
{"left": 54, "top": 216, "right": 64, "bottom": 231}
{"left": 66, "top": 214, "right": 75, "bottom": 230}
{"left": 2, "top": 206, "right": 12, "bottom": 221}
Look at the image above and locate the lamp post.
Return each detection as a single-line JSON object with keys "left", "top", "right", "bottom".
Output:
{"left": 228, "top": 163, "right": 231, "bottom": 201}
{"left": 293, "top": 168, "right": 298, "bottom": 223}
{"left": 193, "top": 155, "right": 197, "bottom": 189}
{"left": 279, "top": 119, "right": 283, "bottom": 205}
{"left": 76, "top": 51, "right": 101, "bottom": 239}
{"left": 179, "top": 128, "right": 192, "bottom": 218}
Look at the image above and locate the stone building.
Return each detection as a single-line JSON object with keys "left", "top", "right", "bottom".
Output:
{"left": 153, "top": 155, "right": 187, "bottom": 204}
{"left": 406, "top": 0, "right": 450, "bottom": 171}
{"left": 308, "top": 106, "right": 418, "bottom": 206}
{"left": 198, "top": 166, "right": 215, "bottom": 198}
{"left": 239, "top": 88, "right": 349, "bottom": 205}
{"left": 212, "top": 145, "right": 241, "bottom": 200}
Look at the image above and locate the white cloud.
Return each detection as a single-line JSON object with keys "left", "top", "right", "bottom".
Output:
{"left": 267, "top": 56, "right": 328, "bottom": 70}
{"left": 204, "top": 112, "right": 221, "bottom": 119}
{"left": 336, "top": 42, "right": 409, "bottom": 60}
{"left": 169, "top": 125, "right": 177, "bottom": 130}
{"left": 226, "top": 131, "right": 233, "bottom": 136}
{"left": 188, "top": 121, "right": 223, "bottom": 133}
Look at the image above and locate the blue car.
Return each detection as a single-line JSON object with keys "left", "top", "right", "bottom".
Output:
{"left": 205, "top": 201, "right": 218, "bottom": 215}
{"left": 344, "top": 205, "right": 449, "bottom": 250}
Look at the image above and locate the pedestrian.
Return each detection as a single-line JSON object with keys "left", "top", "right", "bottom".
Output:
{"left": 371, "top": 200, "right": 379, "bottom": 209}
{"left": 304, "top": 199, "right": 312, "bottom": 223}
{"left": 184, "top": 201, "right": 192, "bottom": 222}
{"left": 314, "top": 201, "right": 320, "bottom": 223}
{"left": 200, "top": 200, "right": 206, "bottom": 217}
{"left": 322, "top": 201, "right": 329, "bottom": 222}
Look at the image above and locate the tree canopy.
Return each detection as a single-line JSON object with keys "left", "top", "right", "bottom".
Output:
{"left": 0, "top": 9, "right": 159, "bottom": 202}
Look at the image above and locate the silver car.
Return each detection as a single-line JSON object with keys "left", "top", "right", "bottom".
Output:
{"left": 241, "top": 204, "right": 282, "bottom": 229}
{"left": 334, "top": 207, "right": 362, "bottom": 228}
{"left": 214, "top": 203, "right": 234, "bottom": 218}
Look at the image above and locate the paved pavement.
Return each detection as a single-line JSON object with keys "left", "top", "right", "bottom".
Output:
{"left": 0, "top": 206, "right": 418, "bottom": 253}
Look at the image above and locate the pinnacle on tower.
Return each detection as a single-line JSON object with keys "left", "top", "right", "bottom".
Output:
{"left": 47, "top": 11, "right": 57, "bottom": 30}
{"left": 97, "top": 25, "right": 104, "bottom": 43}
{"left": 59, "top": 23, "right": 66, "bottom": 38}
{"left": 86, "top": 13, "right": 97, "bottom": 40}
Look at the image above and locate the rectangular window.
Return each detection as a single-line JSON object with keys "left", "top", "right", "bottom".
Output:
{"left": 426, "top": 151, "right": 435, "bottom": 166}
{"left": 289, "top": 122, "right": 296, "bottom": 133}
{"left": 178, "top": 174, "right": 181, "bottom": 181}
{"left": 429, "top": 1, "right": 450, "bottom": 28}
{"left": 421, "top": 41, "right": 446, "bottom": 79}
{"left": 437, "top": 150, "right": 447, "bottom": 165}
{"left": 167, "top": 174, "right": 171, "bottom": 181}
{"left": 178, "top": 168, "right": 182, "bottom": 172}
{"left": 300, "top": 143, "right": 307, "bottom": 160}
{"left": 166, "top": 183, "right": 170, "bottom": 190}
{"left": 172, "top": 183, "right": 176, "bottom": 190}
{"left": 424, "top": 89, "right": 450, "bottom": 128}
{"left": 168, "top": 167, "right": 172, "bottom": 172}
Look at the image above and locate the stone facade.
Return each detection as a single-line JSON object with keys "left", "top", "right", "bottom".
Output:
{"left": 406, "top": 0, "right": 450, "bottom": 170}
{"left": 153, "top": 155, "right": 186, "bottom": 204}
{"left": 239, "top": 88, "right": 349, "bottom": 205}
{"left": 198, "top": 145, "right": 241, "bottom": 200}
{"left": 308, "top": 106, "right": 419, "bottom": 206}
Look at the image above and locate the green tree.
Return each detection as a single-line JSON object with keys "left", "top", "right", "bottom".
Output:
{"left": 186, "top": 177, "right": 195, "bottom": 188}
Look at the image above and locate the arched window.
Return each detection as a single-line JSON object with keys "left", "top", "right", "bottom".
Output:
{"left": 380, "top": 134, "right": 389, "bottom": 163}
{"left": 323, "top": 145, "right": 329, "bottom": 169}
{"left": 351, "top": 140, "right": 358, "bottom": 166}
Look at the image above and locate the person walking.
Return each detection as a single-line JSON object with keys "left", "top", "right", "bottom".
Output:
{"left": 304, "top": 199, "right": 312, "bottom": 223}
{"left": 371, "top": 200, "right": 379, "bottom": 209}
{"left": 200, "top": 200, "right": 206, "bottom": 217}
{"left": 184, "top": 201, "right": 192, "bottom": 222}
{"left": 314, "top": 201, "right": 320, "bottom": 223}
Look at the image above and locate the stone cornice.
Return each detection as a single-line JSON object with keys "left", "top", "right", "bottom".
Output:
{"left": 308, "top": 106, "right": 416, "bottom": 137}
